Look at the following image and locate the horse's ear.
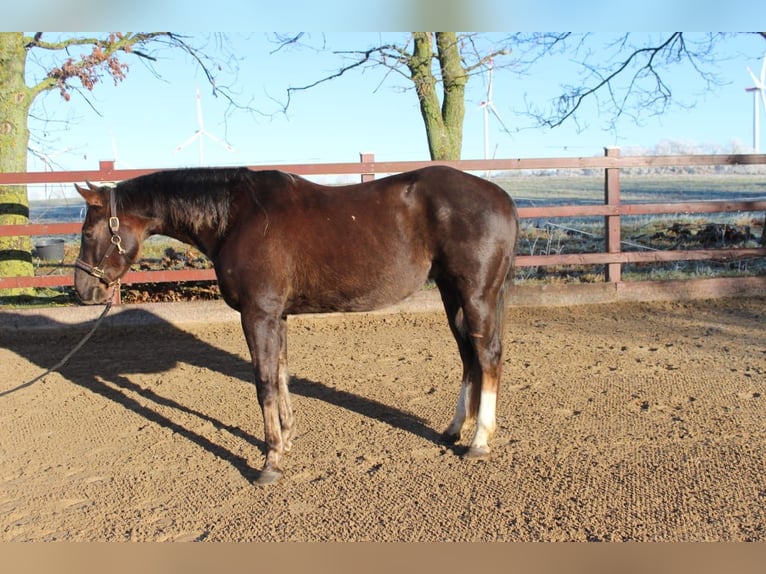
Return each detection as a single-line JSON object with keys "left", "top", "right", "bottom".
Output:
{"left": 74, "top": 182, "right": 105, "bottom": 207}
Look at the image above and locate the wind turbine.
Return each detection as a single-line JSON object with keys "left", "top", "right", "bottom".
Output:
{"left": 29, "top": 146, "right": 74, "bottom": 201}
{"left": 174, "top": 87, "right": 236, "bottom": 165}
{"left": 745, "top": 53, "right": 766, "bottom": 153}
{"left": 479, "top": 59, "right": 511, "bottom": 164}
{"left": 30, "top": 146, "right": 73, "bottom": 172}
{"left": 109, "top": 129, "right": 135, "bottom": 169}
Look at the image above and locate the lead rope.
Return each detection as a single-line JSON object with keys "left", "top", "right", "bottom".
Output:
{"left": 1, "top": 284, "right": 118, "bottom": 397}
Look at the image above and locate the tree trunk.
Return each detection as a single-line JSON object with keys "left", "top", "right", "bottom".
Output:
{"left": 0, "top": 32, "right": 34, "bottom": 292}
{"left": 408, "top": 32, "right": 466, "bottom": 161}
{"left": 435, "top": 32, "right": 467, "bottom": 160}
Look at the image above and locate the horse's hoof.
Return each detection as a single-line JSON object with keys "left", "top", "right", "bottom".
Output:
{"left": 256, "top": 468, "right": 283, "bottom": 485}
{"left": 465, "top": 445, "right": 490, "bottom": 459}
{"left": 440, "top": 431, "right": 460, "bottom": 445}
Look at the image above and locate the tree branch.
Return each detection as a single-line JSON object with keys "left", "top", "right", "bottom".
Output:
{"left": 551, "top": 33, "right": 683, "bottom": 128}
{"left": 281, "top": 43, "right": 409, "bottom": 112}
{"left": 22, "top": 32, "right": 251, "bottom": 119}
{"left": 526, "top": 33, "right": 731, "bottom": 131}
{"left": 278, "top": 32, "right": 517, "bottom": 117}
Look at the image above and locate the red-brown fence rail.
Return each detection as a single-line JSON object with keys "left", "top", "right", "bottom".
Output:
{"left": 2, "top": 149, "right": 766, "bottom": 300}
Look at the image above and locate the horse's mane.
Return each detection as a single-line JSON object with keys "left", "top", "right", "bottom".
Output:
{"left": 114, "top": 168, "right": 293, "bottom": 237}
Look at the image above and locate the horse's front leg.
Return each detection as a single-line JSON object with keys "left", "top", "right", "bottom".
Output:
{"left": 241, "top": 309, "right": 287, "bottom": 485}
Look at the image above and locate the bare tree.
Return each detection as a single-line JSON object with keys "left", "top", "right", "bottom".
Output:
{"left": 0, "top": 32, "right": 235, "bottom": 287}
{"left": 278, "top": 32, "right": 511, "bottom": 161}
{"left": 279, "top": 32, "right": 766, "bottom": 153}
{"left": 520, "top": 33, "right": 722, "bottom": 129}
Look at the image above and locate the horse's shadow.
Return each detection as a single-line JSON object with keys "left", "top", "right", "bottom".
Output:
{"left": 0, "top": 308, "right": 443, "bottom": 482}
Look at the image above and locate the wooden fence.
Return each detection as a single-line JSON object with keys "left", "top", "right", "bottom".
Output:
{"left": 2, "top": 149, "right": 766, "bottom": 303}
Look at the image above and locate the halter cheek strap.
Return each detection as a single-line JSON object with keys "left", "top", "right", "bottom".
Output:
{"left": 75, "top": 187, "right": 126, "bottom": 286}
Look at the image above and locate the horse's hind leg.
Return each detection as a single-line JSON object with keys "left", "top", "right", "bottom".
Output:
{"left": 277, "top": 317, "right": 295, "bottom": 452}
{"left": 439, "top": 259, "right": 510, "bottom": 458}
{"left": 436, "top": 280, "right": 481, "bottom": 445}
{"left": 461, "top": 295, "right": 506, "bottom": 459}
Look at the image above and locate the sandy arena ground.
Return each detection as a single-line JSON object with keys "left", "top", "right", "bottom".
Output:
{"left": 1, "top": 295, "right": 764, "bottom": 541}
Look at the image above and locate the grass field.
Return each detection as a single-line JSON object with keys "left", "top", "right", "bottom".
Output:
{"left": 492, "top": 172, "right": 766, "bottom": 204}
{"left": 490, "top": 172, "right": 766, "bottom": 284}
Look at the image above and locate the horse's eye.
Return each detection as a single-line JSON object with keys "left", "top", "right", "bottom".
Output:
{"left": 82, "top": 229, "right": 94, "bottom": 241}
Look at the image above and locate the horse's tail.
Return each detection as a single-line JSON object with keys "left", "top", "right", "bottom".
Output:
{"left": 498, "top": 202, "right": 520, "bottom": 332}
{"left": 495, "top": 219, "right": 518, "bottom": 352}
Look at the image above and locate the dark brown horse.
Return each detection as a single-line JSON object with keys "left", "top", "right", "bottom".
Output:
{"left": 74, "top": 165, "right": 519, "bottom": 484}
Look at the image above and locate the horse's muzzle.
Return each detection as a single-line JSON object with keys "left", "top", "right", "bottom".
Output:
{"left": 75, "top": 277, "right": 112, "bottom": 305}
{"left": 75, "top": 282, "right": 110, "bottom": 305}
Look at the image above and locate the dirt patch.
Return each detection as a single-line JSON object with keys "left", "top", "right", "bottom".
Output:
{"left": 1, "top": 297, "right": 765, "bottom": 541}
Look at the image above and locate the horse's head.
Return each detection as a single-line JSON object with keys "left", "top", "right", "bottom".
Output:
{"left": 73, "top": 181, "right": 145, "bottom": 304}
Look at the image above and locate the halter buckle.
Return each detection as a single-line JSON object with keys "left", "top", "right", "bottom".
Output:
{"left": 111, "top": 234, "right": 126, "bottom": 254}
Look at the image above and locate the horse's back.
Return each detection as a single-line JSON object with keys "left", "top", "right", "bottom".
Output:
{"left": 222, "top": 166, "right": 517, "bottom": 314}
{"left": 255, "top": 164, "right": 519, "bottom": 268}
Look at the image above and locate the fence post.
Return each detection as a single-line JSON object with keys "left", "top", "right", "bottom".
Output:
{"left": 604, "top": 147, "right": 622, "bottom": 283}
{"left": 111, "top": 284, "right": 122, "bottom": 306}
{"left": 359, "top": 152, "right": 375, "bottom": 182}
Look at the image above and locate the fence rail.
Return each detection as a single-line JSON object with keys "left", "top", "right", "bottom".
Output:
{"left": 2, "top": 150, "right": 766, "bottom": 299}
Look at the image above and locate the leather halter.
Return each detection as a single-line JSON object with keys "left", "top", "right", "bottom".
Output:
{"left": 75, "top": 186, "right": 126, "bottom": 286}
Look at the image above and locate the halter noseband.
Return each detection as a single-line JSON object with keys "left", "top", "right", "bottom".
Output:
{"left": 75, "top": 186, "right": 126, "bottom": 286}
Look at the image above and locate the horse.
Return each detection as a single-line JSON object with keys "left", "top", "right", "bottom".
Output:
{"left": 73, "top": 165, "right": 519, "bottom": 485}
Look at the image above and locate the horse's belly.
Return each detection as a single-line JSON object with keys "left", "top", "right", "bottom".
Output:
{"left": 287, "top": 262, "right": 429, "bottom": 315}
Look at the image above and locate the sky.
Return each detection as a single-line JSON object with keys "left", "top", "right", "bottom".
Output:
{"left": 14, "top": 30, "right": 766, "bottom": 199}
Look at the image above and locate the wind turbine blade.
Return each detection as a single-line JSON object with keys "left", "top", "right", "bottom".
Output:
{"left": 483, "top": 103, "right": 489, "bottom": 160}
{"left": 747, "top": 66, "right": 761, "bottom": 87}
{"left": 488, "top": 103, "right": 511, "bottom": 134}
{"left": 760, "top": 53, "right": 766, "bottom": 85}
{"left": 174, "top": 131, "right": 201, "bottom": 153}
{"left": 109, "top": 131, "right": 133, "bottom": 168}
{"left": 50, "top": 146, "right": 73, "bottom": 159}
{"left": 201, "top": 129, "right": 236, "bottom": 152}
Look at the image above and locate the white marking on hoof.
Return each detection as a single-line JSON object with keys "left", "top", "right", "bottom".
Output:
{"left": 446, "top": 382, "right": 469, "bottom": 438}
{"left": 470, "top": 390, "right": 497, "bottom": 452}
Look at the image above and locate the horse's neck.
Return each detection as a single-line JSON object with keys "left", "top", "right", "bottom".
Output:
{"left": 157, "top": 221, "right": 225, "bottom": 260}
{"left": 143, "top": 202, "right": 227, "bottom": 260}
{"left": 125, "top": 178, "right": 235, "bottom": 259}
